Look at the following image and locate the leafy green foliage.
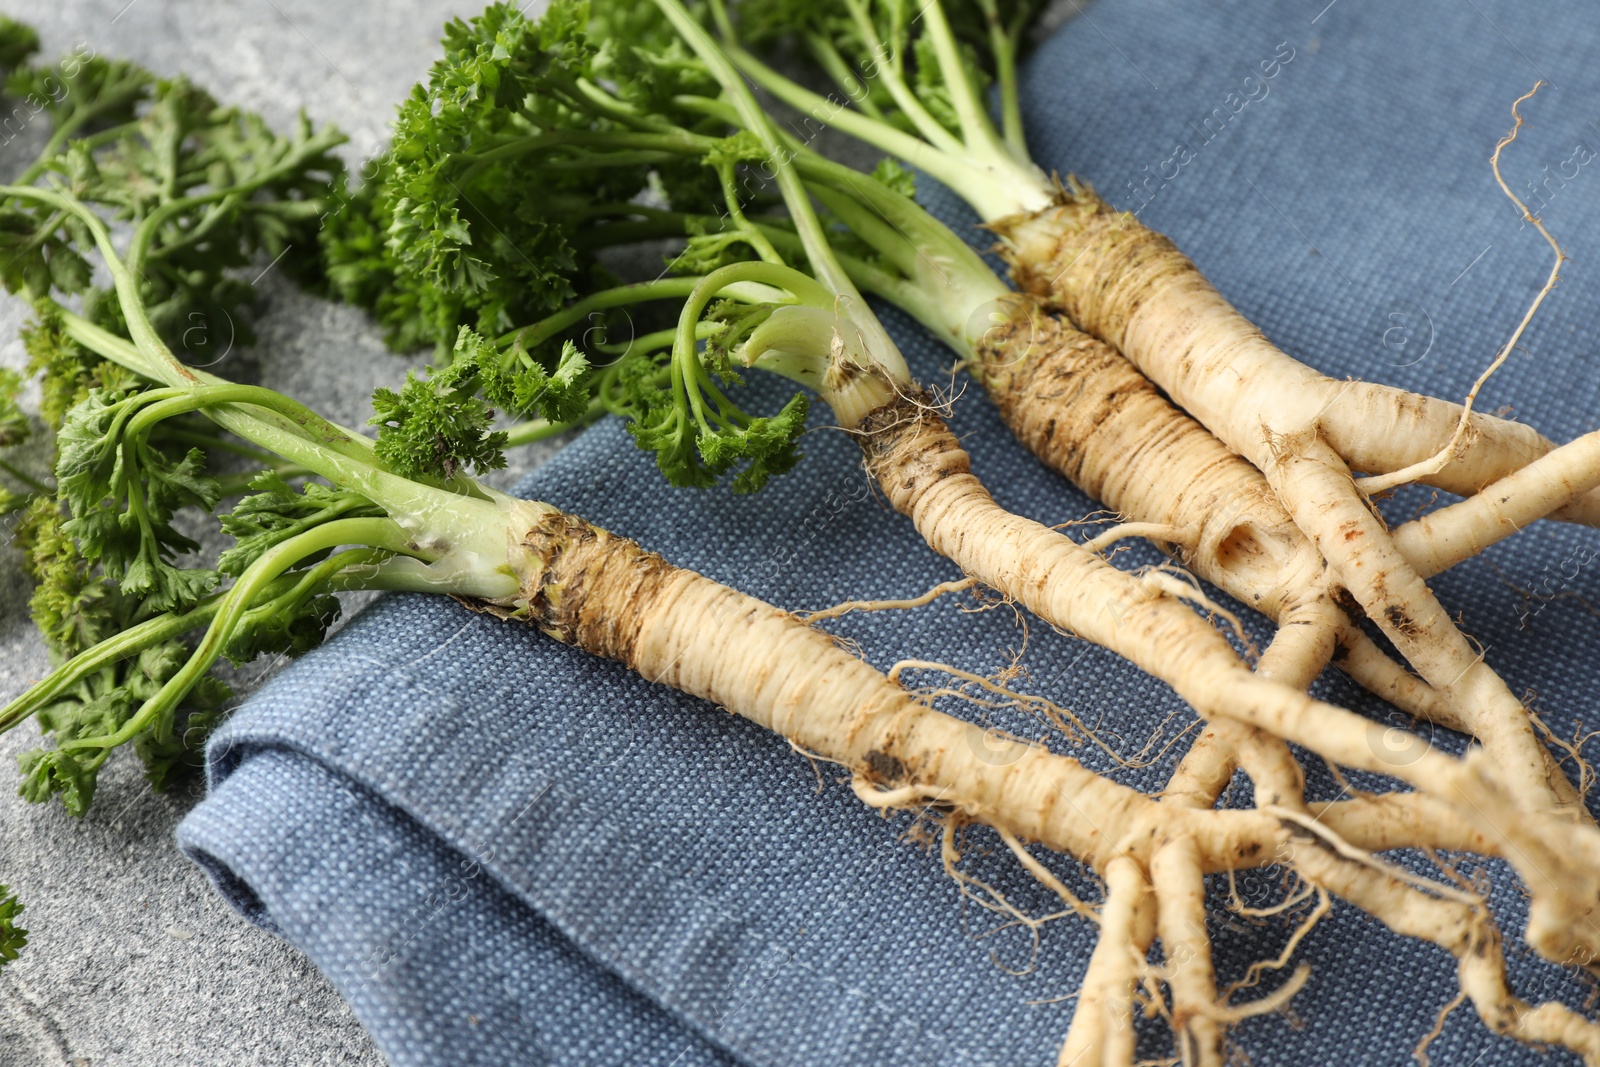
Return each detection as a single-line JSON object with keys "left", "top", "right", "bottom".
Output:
{"left": 0, "top": 16, "right": 39, "bottom": 75}
{"left": 0, "top": 368, "right": 25, "bottom": 449}
{"left": 731, "top": 0, "right": 909, "bottom": 124}
{"left": 0, "top": 884, "right": 26, "bottom": 968}
{"left": 217, "top": 471, "right": 378, "bottom": 576}
{"left": 370, "top": 361, "right": 509, "bottom": 482}
{"left": 729, "top": 0, "right": 1045, "bottom": 138}
{"left": 910, "top": 31, "right": 989, "bottom": 135}
{"left": 734, "top": 0, "right": 850, "bottom": 48}
{"left": 10, "top": 495, "right": 230, "bottom": 811}
{"left": 945, "top": 0, "right": 1047, "bottom": 63}
{"left": 1, "top": 46, "right": 345, "bottom": 360}
{"left": 622, "top": 363, "right": 809, "bottom": 493}
{"left": 456, "top": 326, "right": 592, "bottom": 423}
{"left": 55, "top": 390, "right": 222, "bottom": 615}
{"left": 13, "top": 465, "right": 356, "bottom": 814}
{"left": 0, "top": 31, "right": 380, "bottom": 834}
{"left": 380, "top": 2, "right": 604, "bottom": 341}
{"left": 871, "top": 157, "right": 917, "bottom": 200}
{"left": 345, "top": 0, "right": 734, "bottom": 353}
{"left": 222, "top": 592, "right": 341, "bottom": 668}
{"left": 0, "top": 202, "right": 95, "bottom": 300}
{"left": 0, "top": 39, "right": 352, "bottom": 653}
{"left": 369, "top": 325, "right": 592, "bottom": 479}
{"left": 670, "top": 219, "right": 768, "bottom": 277}
{"left": 17, "top": 644, "right": 230, "bottom": 813}
{"left": 339, "top": 0, "right": 858, "bottom": 498}
{"left": 318, "top": 157, "right": 527, "bottom": 356}
{"left": 21, "top": 303, "right": 140, "bottom": 431}
{"left": 6, "top": 51, "right": 153, "bottom": 139}
{"left": 65, "top": 80, "right": 343, "bottom": 356}
{"left": 18, "top": 492, "right": 126, "bottom": 657}
{"left": 0, "top": 368, "right": 27, "bottom": 514}
{"left": 589, "top": 0, "right": 718, "bottom": 110}
{"left": 613, "top": 301, "right": 809, "bottom": 494}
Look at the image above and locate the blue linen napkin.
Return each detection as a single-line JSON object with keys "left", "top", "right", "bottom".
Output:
{"left": 179, "top": 0, "right": 1600, "bottom": 1063}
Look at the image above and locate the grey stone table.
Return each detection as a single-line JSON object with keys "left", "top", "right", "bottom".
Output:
{"left": 0, "top": 3, "right": 513, "bottom": 1064}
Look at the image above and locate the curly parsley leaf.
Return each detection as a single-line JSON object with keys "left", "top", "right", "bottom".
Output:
{"left": 217, "top": 471, "right": 379, "bottom": 577}
{"left": 55, "top": 390, "right": 221, "bottom": 615}
{"left": 370, "top": 364, "right": 510, "bottom": 483}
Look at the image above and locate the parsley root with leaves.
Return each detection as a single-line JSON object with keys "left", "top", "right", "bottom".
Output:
{"left": 0, "top": 43, "right": 1516, "bottom": 1047}
{"left": 332, "top": 0, "right": 1440, "bottom": 822}
{"left": 718, "top": 0, "right": 1600, "bottom": 830}
{"left": 320, "top": 3, "right": 1600, "bottom": 1062}
{"left": 6, "top": 10, "right": 1600, "bottom": 1067}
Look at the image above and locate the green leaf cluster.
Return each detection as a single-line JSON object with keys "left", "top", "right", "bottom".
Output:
{"left": 0, "top": 884, "right": 26, "bottom": 969}
{"left": 55, "top": 389, "right": 222, "bottom": 614}
{"left": 11, "top": 495, "right": 229, "bottom": 811}
{"left": 0, "top": 23, "right": 363, "bottom": 822}
{"left": 615, "top": 300, "right": 809, "bottom": 494}
{"left": 369, "top": 325, "right": 591, "bottom": 479}
{"left": 17, "top": 641, "right": 231, "bottom": 813}
{"left": 331, "top": 0, "right": 738, "bottom": 356}
{"left": 2, "top": 54, "right": 345, "bottom": 357}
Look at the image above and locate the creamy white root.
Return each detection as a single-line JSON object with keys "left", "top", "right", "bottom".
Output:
{"left": 1152, "top": 598, "right": 1331, "bottom": 1066}
{"left": 1265, "top": 432, "right": 1578, "bottom": 814}
{"left": 844, "top": 385, "right": 1600, "bottom": 1010}
{"left": 993, "top": 188, "right": 1600, "bottom": 529}
{"left": 1393, "top": 428, "right": 1600, "bottom": 578}
{"left": 970, "top": 300, "right": 1589, "bottom": 825}
{"left": 990, "top": 199, "right": 1598, "bottom": 790}
{"left": 1057, "top": 856, "right": 1154, "bottom": 1067}
{"left": 485, "top": 505, "right": 1283, "bottom": 870}
{"left": 474, "top": 503, "right": 1600, "bottom": 1063}
{"left": 971, "top": 271, "right": 1590, "bottom": 821}
{"left": 889, "top": 309, "right": 1600, "bottom": 1057}
{"left": 486, "top": 505, "right": 1542, "bottom": 867}
{"left": 971, "top": 301, "right": 1475, "bottom": 737}
{"left": 850, "top": 388, "right": 1478, "bottom": 792}
{"left": 1290, "top": 827, "right": 1600, "bottom": 1065}
{"left": 1151, "top": 837, "right": 1223, "bottom": 1067}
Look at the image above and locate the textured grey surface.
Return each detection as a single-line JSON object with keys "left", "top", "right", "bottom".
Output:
{"left": 0, "top": 3, "right": 506, "bottom": 1064}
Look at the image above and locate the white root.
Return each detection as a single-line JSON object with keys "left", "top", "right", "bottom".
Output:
{"left": 1394, "top": 427, "right": 1600, "bottom": 578}
{"left": 1058, "top": 857, "right": 1155, "bottom": 1067}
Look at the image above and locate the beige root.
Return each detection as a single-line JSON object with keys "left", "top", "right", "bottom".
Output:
{"left": 1266, "top": 431, "right": 1578, "bottom": 814}
{"left": 1394, "top": 428, "right": 1600, "bottom": 577}
{"left": 992, "top": 184, "right": 1600, "bottom": 529}
{"left": 479, "top": 507, "right": 1513, "bottom": 869}
{"left": 992, "top": 187, "right": 1591, "bottom": 813}
{"left": 1057, "top": 857, "right": 1155, "bottom": 1067}
{"left": 1150, "top": 836, "right": 1224, "bottom": 1067}
{"left": 970, "top": 299, "right": 1464, "bottom": 720}
{"left": 812, "top": 155, "right": 1600, "bottom": 1059}
{"left": 466, "top": 506, "right": 1600, "bottom": 1063}
{"left": 842, "top": 381, "right": 1600, "bottom": 951}
{"left": 989, "top": 188, "right": 1594, "bottom": 826}
{"left": 849, "top": 387, "right": 1489, "bottom": 789}
{"left": 948, "top": 292, "right": 1600, "bottom": 1056}
{"left": 1290, "top": 830, "right": 1600, "bottom": 1064}
{"left": 970, "top": 291, "right": 1588, "bottom": 819}
{"left": 481, "top": 506, "right": 1547, "bottom": 873}
{"left": 838, "top": 369, "right": 1600, "bottom": 1049}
